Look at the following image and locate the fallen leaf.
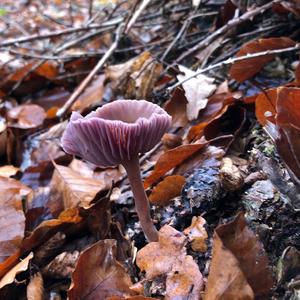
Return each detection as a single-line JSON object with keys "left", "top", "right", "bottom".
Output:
{"left": 136, "top": 225, "right": 203, "bottom": 300}
{"left": 230, "top": 37, "right": 296, "bottom": 82}
{"left": 205, "top": 213, "right": 274, "bottom": 299}
{"left": 144, "top": 142, "right": 207, "bottom": 188}
{"left": 255, "top": 88, "right": 277, "bottom": 126}
{"left": 0, "top": 165, "right": 19, "bottom": 178}
{"left": 149, "top": 175, "right": 185, "bottom": 206}
{"left": 7, "top": 104, "right": 46, "bottom": 129}
{"left": 177, "top": 65, "right": 217, "bottom": 120}
{"left": 107, "top": 51, "right": 162, "bottom": 100}
{"left": 52, "top": 162, "right": 109, "bottom": 209}
{"left": 68, "top": 239, "right": 135, "bottom": 300}
{"left": 183, "top": 216, "right": 208, "bottom": 252}
{"left": 21, "top": 207, "right": 82, "bottom": 254}
{"left": 163, "top": 88, "right": 188, "bottom": 127}
{"left": 0, "top": 176, "right": 32, "bottom": 262}
{"left": 9, "top": 62, "right": 57, "bottom": 81}
{"left": 71, "top": 74, "right": 106, "bottom": 112}
{"left": 0, "top": 252, "right": 33, "bottom": 289}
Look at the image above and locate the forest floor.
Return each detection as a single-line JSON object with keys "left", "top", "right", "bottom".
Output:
{"left": 0, "top": 0, "right": 299, "bottom": 299}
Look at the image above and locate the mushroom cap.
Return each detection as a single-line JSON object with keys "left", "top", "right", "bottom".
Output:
{"left": 61, "top": 100, "right": 172, "bottom": 167}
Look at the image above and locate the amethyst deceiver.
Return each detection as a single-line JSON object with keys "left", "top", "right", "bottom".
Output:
{"left": 61, "top": 99, "right": 172, "bottom": 242}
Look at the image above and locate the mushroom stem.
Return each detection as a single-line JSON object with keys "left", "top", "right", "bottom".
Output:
{"left": 123, "top": 157, "right": 159, "bottom": 242}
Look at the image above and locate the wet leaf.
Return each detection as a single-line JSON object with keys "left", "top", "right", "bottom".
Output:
{"left": 107, "top": 296, "right": 157, "bottom": 300}
{"left": 7, "top": 104, "right": 46, "bottom": 129}
{"left": 68, "top": 239, "right": 135, "bottom": 300}
{"left": 0, "top": 252, "right": 33, "bottom": 289}
{"left": 177, "top": 65, "right": 217, "bottom": 121}
{"left": 230, "top": 37, "right": 296, "bottom": 82}
{"left": 149, "top": 175, "right": 185, "bottom": 206}
{"left": 183, "top": 216, "right": 208, "bottom": 252}
{"left": 0, "top": 176, "right": 32, "bottom": 262}
{"left": 136, "top": 225, "right": 203, "bottom": 300}
{"left": 205, "top": 213, "right": 273, "bottom": 299}
{"left": 144, "top": 142, "right": 207, "bottom": 188}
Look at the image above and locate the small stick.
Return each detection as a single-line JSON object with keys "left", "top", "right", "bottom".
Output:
{"left": 125, "top": 0, "right": 152, "bottom": 34}
{"left": 0, "top": 18, "right": 123, "bottom": 48}
{"left": 175, "top": 0, "right": 282, "bottom": 64}
{"left": 56, "top": 24, "right": 124, "bottom": 118}
{"left": 168, "top": 43, "right": 300, "bottom": 92}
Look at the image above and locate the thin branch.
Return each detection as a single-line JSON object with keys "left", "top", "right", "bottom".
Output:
{"left": 168, "top": 43, "right": 300, "bottom": 92}
{"left": 0, "top": 17, "right": 123, "bottom": 48}
{"left": 175, "top": 0, "right": 282, "bottom": 64}
{"left": 125, "top": 0, "right": 152, "bottom": 34}
{"left": 56, "top": 23, "right": 124, "bottom": 118}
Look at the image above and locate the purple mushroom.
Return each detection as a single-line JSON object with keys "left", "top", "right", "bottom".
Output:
{"left": 61, "top": 99, "right": 172, "bottom": 242}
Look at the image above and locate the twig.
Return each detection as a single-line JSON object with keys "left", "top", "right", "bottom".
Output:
{"left": 56, "top": 24, "right": 124, "bottom": 118}
{"left": 0, "top": 18, "right": 123, "bottom": 48}
{"left": 175, "top": 0, "right": 282, "bottom": 64}
{"left": 125, "top": 0, "right": 152, "bottom": 34}
{"left": 168, "top": 43, "right": 300, "bottom": 92}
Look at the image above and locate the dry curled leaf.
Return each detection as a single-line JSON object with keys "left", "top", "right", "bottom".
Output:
{"left": 136, "top": 225, "right": 203, "bottom": 300}
{"left": 184, "top": 216, "right": 208, "bottom": 252}
{"left": 177, "top": 65, "right": 217, "bottom": 121}
{"left": 205, "top": 213, "right": 273, "bottom": 299}
{"left": 68, "top": 239, "right": 135, "bottom": 300}
{"left": 149, "top": 175, "right": 185, "bottom": 206}
{"left": 0, "top": 252, "right": 33, "bottom": 289}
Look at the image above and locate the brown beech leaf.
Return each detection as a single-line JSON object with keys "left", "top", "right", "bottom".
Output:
{"left": 183, "top": 216, "right": 208, "bottom": 252}
{"left": 187, "top": 93, "right": 233, "bottom": 142}
{"left": 163, "top": 88, "right": 188, "bottom": 127}
{"left": 149, "top": 175, "right": 185, "bottom": 206}
{"left": 107, "top": 51, "right": 162, "bottom": 100}
{"left": 9, "top": 62, "right": 57, "bottom": 81}
{"left": 68, "top": 239, "right": 135, "bottom": 300}
{"left": 144, "top": 142, "right": 207, "bottom": 188}
{"left": 7, "top": 104, "right": 46, "bottom": 129}
{"left": 0, "top": 176, "right": 32, "bottom": 262}
{"left": 272, "top": 87, "right": 300, "bottom": 180}
{"left": 230, "top": 37, "right": 296, "bottom": 82}
{"left": 136, "top": 225, "right": 203, "bottom": 300}
{"left": 71, "top": 74, "right": 105, "bottom": 112}
{"left": 255, "top": 88, "right": 277, "bottom": 126}
{"left": 0, "top": 252, "right": 33, "bottom": 289}
{"left": 205, "top": 213, "right": 273, "bottom": 299}
{"left": 52, "top": 162, "right": 109, "bottom": 209}
{"left": 21, "top": 207, "right": 82, "bottom": 254}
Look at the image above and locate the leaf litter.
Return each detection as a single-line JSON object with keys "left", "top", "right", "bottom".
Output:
{"left": 0, "top": 0, "right": 299, "bottom": 299}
